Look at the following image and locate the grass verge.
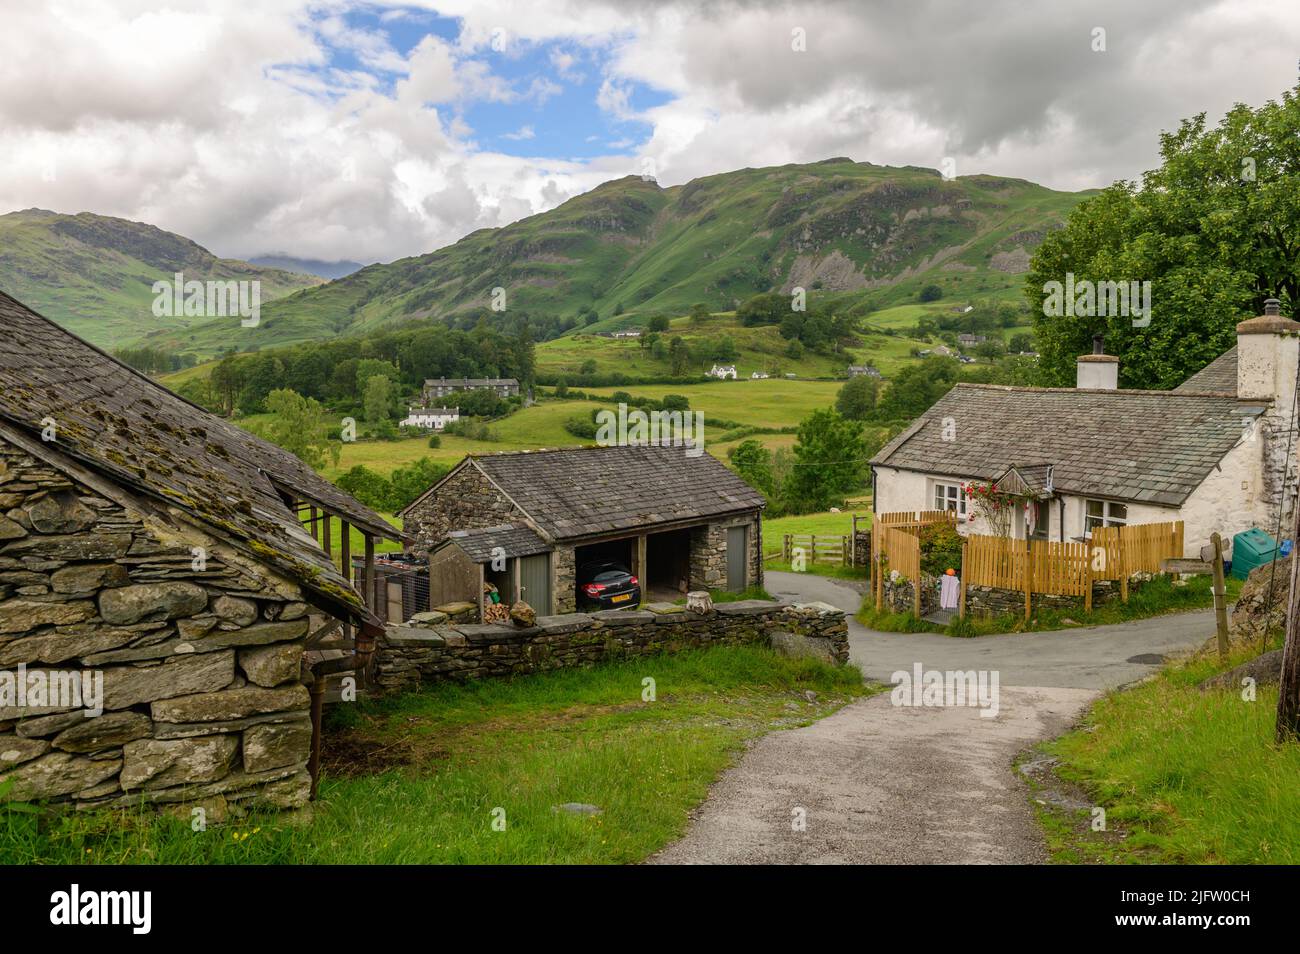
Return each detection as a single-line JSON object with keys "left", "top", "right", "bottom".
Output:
{"left": 1030, "top": 634, "right": 1298, "bottom": 863}
{"left": 1, "top": 646, "right": 868, "bottom": 865}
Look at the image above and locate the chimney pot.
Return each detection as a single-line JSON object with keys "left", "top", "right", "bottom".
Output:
{"left": 1264, "top": 298, "right": 1281, "bottom": 316}
{"left": 1092, "top": 333, "right": 1104, "bottom": 355}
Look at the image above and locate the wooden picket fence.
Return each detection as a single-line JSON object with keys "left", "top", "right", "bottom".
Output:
{"left": 960, "top": 520, "right": 1184, "bottom": 618}
{"left": 871, "top": 510, "right": 952, "bottom": 616}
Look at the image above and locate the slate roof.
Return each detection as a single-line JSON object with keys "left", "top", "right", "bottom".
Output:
{"left": 871, "top": 383, "right": 1254, "bottom": 506}
{"left": 440, "top": 524, "right": 551, "bottom": 563}
{"left": 0, "top": 289, "right": 399, "bottom": 623}
{"left": 1175, "top": 346, "right": 1238, "bottom": 395}
{"left": 424, "top": 444, "right": 766, "bottom": 542}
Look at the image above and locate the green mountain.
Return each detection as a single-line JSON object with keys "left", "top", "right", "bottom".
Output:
{"left": 0, "top": 209, "right": 322, "bottom": 350}
{"left": 166, "top": 158, "right": 1089, "bottom": 355}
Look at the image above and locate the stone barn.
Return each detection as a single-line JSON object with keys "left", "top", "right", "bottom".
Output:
{"left": 399, "top": 444, "right": 766, "bottom": 615}
{"left": 0, "top": 290, "right": 402, "bottom": 814}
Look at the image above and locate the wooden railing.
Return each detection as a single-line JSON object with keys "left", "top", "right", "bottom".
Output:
{"left": 782, "top": 533, "right": 851, "bottom": 565}
{"left": 1091, "top": 521, "right": 1184, "bottom": 578}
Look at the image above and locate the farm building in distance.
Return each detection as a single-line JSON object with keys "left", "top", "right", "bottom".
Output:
{"left": 399, "top": 445, "right": 765, "bottom": 615}
{"left": 422, "top": 376, "right": 519, "bottom": 401}
{"left": 0, "top": 290, "right": 402, "bottom": 811}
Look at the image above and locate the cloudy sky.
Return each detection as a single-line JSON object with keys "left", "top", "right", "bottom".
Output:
{"left": 3, "top": 0, "right": 1298, "bottom": 265}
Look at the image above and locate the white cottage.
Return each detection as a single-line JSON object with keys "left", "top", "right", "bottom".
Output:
{"left": 709, "top": 364, "right": 738, "bottom": 379}
{"left": 401, "top": 406, "right": 460, "bottom": 430}
{"left": 870, "top": 302, "right": 1300, "bottom": 557}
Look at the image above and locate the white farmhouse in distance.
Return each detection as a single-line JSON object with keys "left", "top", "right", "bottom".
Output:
{"left": 709, "top": 364, "right": 738, "bottom": 379}
{"left": 751, "top": 370, "right": 769, "bottom": 379}
{"left": 401, "top": 406, "right": 460, "bottom": 430}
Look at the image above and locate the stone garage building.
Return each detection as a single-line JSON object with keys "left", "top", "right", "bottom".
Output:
{"left": 399, "top": 445, "right": 766, "bottom": 615}
{"left": 0, "top": 291, "right": 400, "bottom": 813}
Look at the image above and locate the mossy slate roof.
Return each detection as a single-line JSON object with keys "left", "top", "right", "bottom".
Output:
{"left": 442, "top": 524, "right": 551, "bottom": 562}
{"left": 466, "top": 444, "right": 766, "bottom": 541}
{"left": 871, "top": 382, "right": 1252, "bottom": 507}
{"left": 0, "top": 290, "right": 395, "bottom": 623}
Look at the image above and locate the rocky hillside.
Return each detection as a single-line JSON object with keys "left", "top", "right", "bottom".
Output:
{"left": 0, "top": 209, "right": 321, "bottom": 350}
{"left": 169, "top": 159, "right": 1088, "bottom": 354}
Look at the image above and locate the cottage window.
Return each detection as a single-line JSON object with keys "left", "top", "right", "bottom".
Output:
{"left": 1084, "top": 499, "right": 1127, "bottom": 534}
{"left": 933, "top": 482, "right": 967, "bottom": 516}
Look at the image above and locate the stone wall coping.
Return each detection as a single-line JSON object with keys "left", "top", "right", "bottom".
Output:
{"left": 384, "top": 597, "right": 846, "bottom": 653}
{"left": 788, "top": 600, "right": 842, "bottom": 616}
{"left": 382, "top": 625, "right": 450, "bottom": 648}
{"left": 591, "top": 609, "right": 656, "bottom": 625}
{"left": 717, "top": 599, "right": 793, "bottom": 616}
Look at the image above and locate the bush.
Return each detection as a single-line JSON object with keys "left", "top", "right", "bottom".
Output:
{"left": 919, "top": 521, "right": 963, "bottom": 577}
{"left": 427, "top": 434, "right": 441, "bottom": 448}
{"left": 919, "top": 283, "right": 943, "bottom": 302}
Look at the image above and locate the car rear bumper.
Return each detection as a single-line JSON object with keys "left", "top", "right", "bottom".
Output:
{"left": 589, "top": 586, "right": 641, "bottom": 609}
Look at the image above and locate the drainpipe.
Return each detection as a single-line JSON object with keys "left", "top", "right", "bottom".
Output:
{"left": 1058, "top": 497, "right": 1066, "bottom": 543}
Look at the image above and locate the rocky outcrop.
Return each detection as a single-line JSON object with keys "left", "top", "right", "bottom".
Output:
{"left": 1229, "top": 555, "right": 1291, "bottom": 644}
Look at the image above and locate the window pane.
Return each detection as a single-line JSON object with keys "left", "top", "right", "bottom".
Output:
{"left": 1109, "top": 503, "right": 1127, "bottom": 521}
{"left": 1086, "top": 500, "right": 1103, "bottom": 517}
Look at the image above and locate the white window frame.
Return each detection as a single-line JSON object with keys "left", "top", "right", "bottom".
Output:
{"left": 1083, "top": 498, "right": 1127, "bottom": 536}
{"left": 933, "top": 481, "right": 967, "bottom": 517}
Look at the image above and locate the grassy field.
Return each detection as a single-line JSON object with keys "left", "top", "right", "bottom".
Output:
{"left": 1, "top": 647, "right": 868, "bottom": 864}
{"left": 1034, "top": 636, "right": 1298, "bottom": 864}
{"left": 581, "top": 378, "right": 841, "bottom": 429}
{"left": 303, "top": 509, "right": 403, "bottom": 555}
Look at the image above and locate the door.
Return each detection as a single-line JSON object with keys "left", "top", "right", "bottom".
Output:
{"left": 517, "top": 553, "right": 552, "bottom": 616}
{"left": 726, "top": 525, "right": 748, "bottom": 592}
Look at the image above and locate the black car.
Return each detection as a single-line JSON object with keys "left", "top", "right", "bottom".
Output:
{"left": 577, "top": 561, "right": 641, "bottom": 609}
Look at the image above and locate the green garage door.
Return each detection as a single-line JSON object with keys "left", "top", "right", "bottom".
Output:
{"left": 726, "top": 525, "right": 748, "bottom": 592}
{"left": 518, "top": 553, "right": 552, "bottom": 615}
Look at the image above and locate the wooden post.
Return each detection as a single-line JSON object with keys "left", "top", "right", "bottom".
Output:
{"left": 1024, "top": 538, "right": 1033, "bottom": 622}
{"left": 959, "top": 541, "right": 968, "bottom": 619}
{"left": 322, "top": 512, "right": 332, "bottom": 558}
{"left": 340, "top": 520, "right": 351, "bottom": 577}
{"left": 1211, "top": 532, "right": 1229, "bottom": 661}
{"left": 1118, "top": 530, "right": 1129, "bottom": 603}
{"left": 1083, "top": 538, "right": 1093, "bottom": 614}
{"left": 309, "top": 505, "right": 318, "bottom": 543}
{"left": 810, "top": 534, "right": 816, "bottom": 567}
{"left": 364, "top": 535, "right": 376, "bottom": 611}
{"left": 783, "top": 533, "right": 791, "bottom": 563}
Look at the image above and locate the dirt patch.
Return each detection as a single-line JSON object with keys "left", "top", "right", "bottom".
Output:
{"left": 322, "top": 731, "right": 422, "bottom": 778}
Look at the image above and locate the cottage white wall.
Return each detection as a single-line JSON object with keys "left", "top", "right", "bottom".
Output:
{"left": 1182, "top": 436, "right": 1264, "bottom": 559}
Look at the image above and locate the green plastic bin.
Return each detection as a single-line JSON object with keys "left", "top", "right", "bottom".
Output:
{"left": 1231, "top": 528, "right": 1280, "bottom": 580}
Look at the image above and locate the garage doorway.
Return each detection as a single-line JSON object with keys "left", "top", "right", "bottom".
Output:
{"left": 647, "top": 528, "right": 690, "bottom": 601}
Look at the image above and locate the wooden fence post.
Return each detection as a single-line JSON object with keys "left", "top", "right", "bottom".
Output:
{"left": 959, "top": 541, "right": 968, "bottom": 619}
{"left": 1211, "top": 532, "right": 1229, "bottom": 661}
{"left": 1024, "top": 538, "right": 1033, "bottom": 622}
{"left": 1083, "top": 539, "right": 1093, "bottom": 614}
{"left": 1118, "top": 529, "right": 1128, "bottom": 603}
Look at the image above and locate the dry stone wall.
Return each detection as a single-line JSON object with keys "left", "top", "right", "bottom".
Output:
{"left": 0, "top": 440, "right": 314, "bottom": 815}
{"left": 403, "top": 466, "right": 521, "bottom": 557}
{"left": 375, "top": 599, "right": 849, "bottom": 692}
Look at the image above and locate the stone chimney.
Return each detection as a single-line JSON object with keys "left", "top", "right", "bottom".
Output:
{"left": 1236, "top": 299, "right": 1300, "bottom": 537}
{"left": 1236, "top": 299, "right": 1300, "bottom": 403}
{"left": 1076, "top": 334, "right": 1118, "bottom": 390}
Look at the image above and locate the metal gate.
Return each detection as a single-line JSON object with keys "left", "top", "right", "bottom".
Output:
{"left": 518, "top": 553, "right": 553, "bottom": 615}
{"left": 726, "top": 525, "right": 748, "bottom": 592}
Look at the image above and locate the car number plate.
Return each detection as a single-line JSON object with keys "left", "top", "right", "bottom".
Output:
{"left": 611, "top": 593, "right": 632, "bottom": 603}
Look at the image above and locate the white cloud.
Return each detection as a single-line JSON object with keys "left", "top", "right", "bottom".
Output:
{"left": 1, "top": 0, "right": 1298, "bottom": 265}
